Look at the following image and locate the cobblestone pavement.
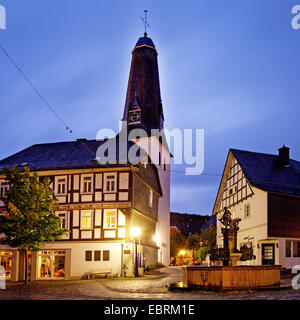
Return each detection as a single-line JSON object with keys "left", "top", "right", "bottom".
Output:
{"left": 0, "top": 267, "right": 300, "bottom": 300}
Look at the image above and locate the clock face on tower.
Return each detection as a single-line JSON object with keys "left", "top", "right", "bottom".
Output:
{"left": 128, "top": 110, "right": 141, "bottom": 124}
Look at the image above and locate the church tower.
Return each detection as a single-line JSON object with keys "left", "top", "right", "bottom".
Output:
{"left": 122, "top": 34, "right": 164, "bottom": 131}
{"left": 123, "top": 33, "right": 170, "bottom": 266}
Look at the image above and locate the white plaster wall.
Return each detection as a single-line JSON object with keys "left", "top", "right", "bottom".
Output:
{"left": 134, "top": 137, "right": 171, "bottom": 266}
{"left": 42, "top": 242, "right": 123, "bottom": 278}
{"left": 216, "top": 186, "right": 268, "bottom": 265}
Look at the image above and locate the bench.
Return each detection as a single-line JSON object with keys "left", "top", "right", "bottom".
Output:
{"left": 87, "top": 268, "right": 113, "bottom": 280}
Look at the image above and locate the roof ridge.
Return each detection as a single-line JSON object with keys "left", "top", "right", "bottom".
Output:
{"left": 30, "top": 139, "right": 97, "bottom": 147}
{"left": 230, "top": 148, "right": 300, "bottom": 164}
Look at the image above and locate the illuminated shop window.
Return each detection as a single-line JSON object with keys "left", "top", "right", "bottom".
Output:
{"left": 0, "top": 251, "right": 12, "bottom": 279}
{"left": 38, "top": 250, "right": 65, "bottom": 279}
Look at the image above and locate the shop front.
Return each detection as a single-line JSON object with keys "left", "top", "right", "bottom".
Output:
{"left": 37, "top": 250, "right": 66, "bottom": 279}
{"left": 0, "top": 250, "right": 12, "bottom": 279}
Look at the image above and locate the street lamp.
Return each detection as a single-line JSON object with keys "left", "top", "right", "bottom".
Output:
{"left": 179, "top": 250, "right": 186, "bottom": 265}
{"left": 153, "top": 234, "right": 160, "bottom": 245}
{"left": 131, "top": 227, "right": 141, "bottom": 277}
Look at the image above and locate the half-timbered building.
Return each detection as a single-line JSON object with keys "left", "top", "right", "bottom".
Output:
{"left": 213, "top": 146, "right": 300, "bottom": 269}
{"left": 0, "top": 33, "right": 170, "bottom": 281}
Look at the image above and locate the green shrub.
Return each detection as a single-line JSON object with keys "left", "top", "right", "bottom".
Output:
{"left": 146, "top": 262, "right": 165, "bottom": 271}
{"left": 197, "top": 247, "right": 208, "bottom": 263}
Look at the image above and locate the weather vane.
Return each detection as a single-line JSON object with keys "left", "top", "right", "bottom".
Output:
{"left": 140, "top": 9, "right": 151, "bottom": 37}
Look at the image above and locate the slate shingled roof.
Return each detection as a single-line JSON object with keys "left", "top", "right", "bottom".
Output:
{"left": 0, "top": 139, "right": 130, "bottom": 171}
{"left": 231, "top": 148, "right": 300, "bottom": 197}
{"left": 0, "top": 138, "right": 163, "bottom": 195}
{"left": 135, "top": 36, "right": 156, "bottom": 48}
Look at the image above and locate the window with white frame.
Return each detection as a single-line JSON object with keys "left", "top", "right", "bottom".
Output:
{"left": 57, "top": 212, "right": 68, "bottom": 229}
{"left": 104, "top": 173, "right": 117, "bottom": 193}
{"left": 0, "top": 182, "right": 9, "bottom": 196}
{"left": 104, "top": 209, "right": 117, "bottom": 229}
{"left": 55, "top": 176, "right": 67, "bottom": 195}
{"left": 81, "top": 210, "right": 93, "bottom": 229}
{"left": 245, "top": 204, "right": 250, "bottom": 218}
{"left": 149, "top": 189, "right": 153, "bottom": 208}
{"left": 81, "top": 174, "right": 93, "bottom": 194}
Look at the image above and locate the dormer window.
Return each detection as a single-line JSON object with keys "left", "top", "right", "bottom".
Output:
{"left": 128, "top": 110, "right": 141, "bottom": 124}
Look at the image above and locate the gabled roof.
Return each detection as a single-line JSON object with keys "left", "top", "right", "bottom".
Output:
{"left": 231, "top": 148, "right": 300, "bottom": 197}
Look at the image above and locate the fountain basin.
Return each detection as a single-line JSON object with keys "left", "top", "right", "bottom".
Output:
{"left": 182, "top": 265, "right": 281, "bottom": 290}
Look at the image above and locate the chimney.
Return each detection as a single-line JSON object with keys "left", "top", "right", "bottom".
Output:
{"left": 278, "top": 145, "right": 290, "bottom": 167}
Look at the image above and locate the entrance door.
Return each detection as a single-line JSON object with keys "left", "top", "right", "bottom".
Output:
{"left": 262, "top": 244, "right": 275, "bottom": 265}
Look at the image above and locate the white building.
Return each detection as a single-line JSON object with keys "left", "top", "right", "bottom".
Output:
{"left": 213, "top": 146, "right": 300, "bottom": 269}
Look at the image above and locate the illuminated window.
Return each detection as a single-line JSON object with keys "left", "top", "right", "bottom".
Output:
{"left": 104, "top": 209, "right": 116, "bottom": 229}
{"left": 38, "top": 250, "right": 65, "bottom": 279}
{"left": 0, "top": 251, "right": 12, "bottom": 279}
{"left": 81, "top": 210, "right": 93, "bottom": 229}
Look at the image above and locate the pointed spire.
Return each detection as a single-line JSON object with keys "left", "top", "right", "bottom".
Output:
{"left": 122, "top": 34, "right": 164, "bottom": 131}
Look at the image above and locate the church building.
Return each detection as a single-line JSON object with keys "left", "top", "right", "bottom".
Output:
{"left": 0, "top": 33, "right": 170, "bottom": 281}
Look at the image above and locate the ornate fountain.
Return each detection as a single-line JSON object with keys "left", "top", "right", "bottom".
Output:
{"left": 181, "top": 208, "right": 281, "bottom": 290}
{"left": 210, "top": 207, "right": 254, "bottom": 266}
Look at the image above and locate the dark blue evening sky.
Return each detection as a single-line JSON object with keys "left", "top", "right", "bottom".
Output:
{"left": 0, "top": 0, "right": 299, "bottom": 214}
